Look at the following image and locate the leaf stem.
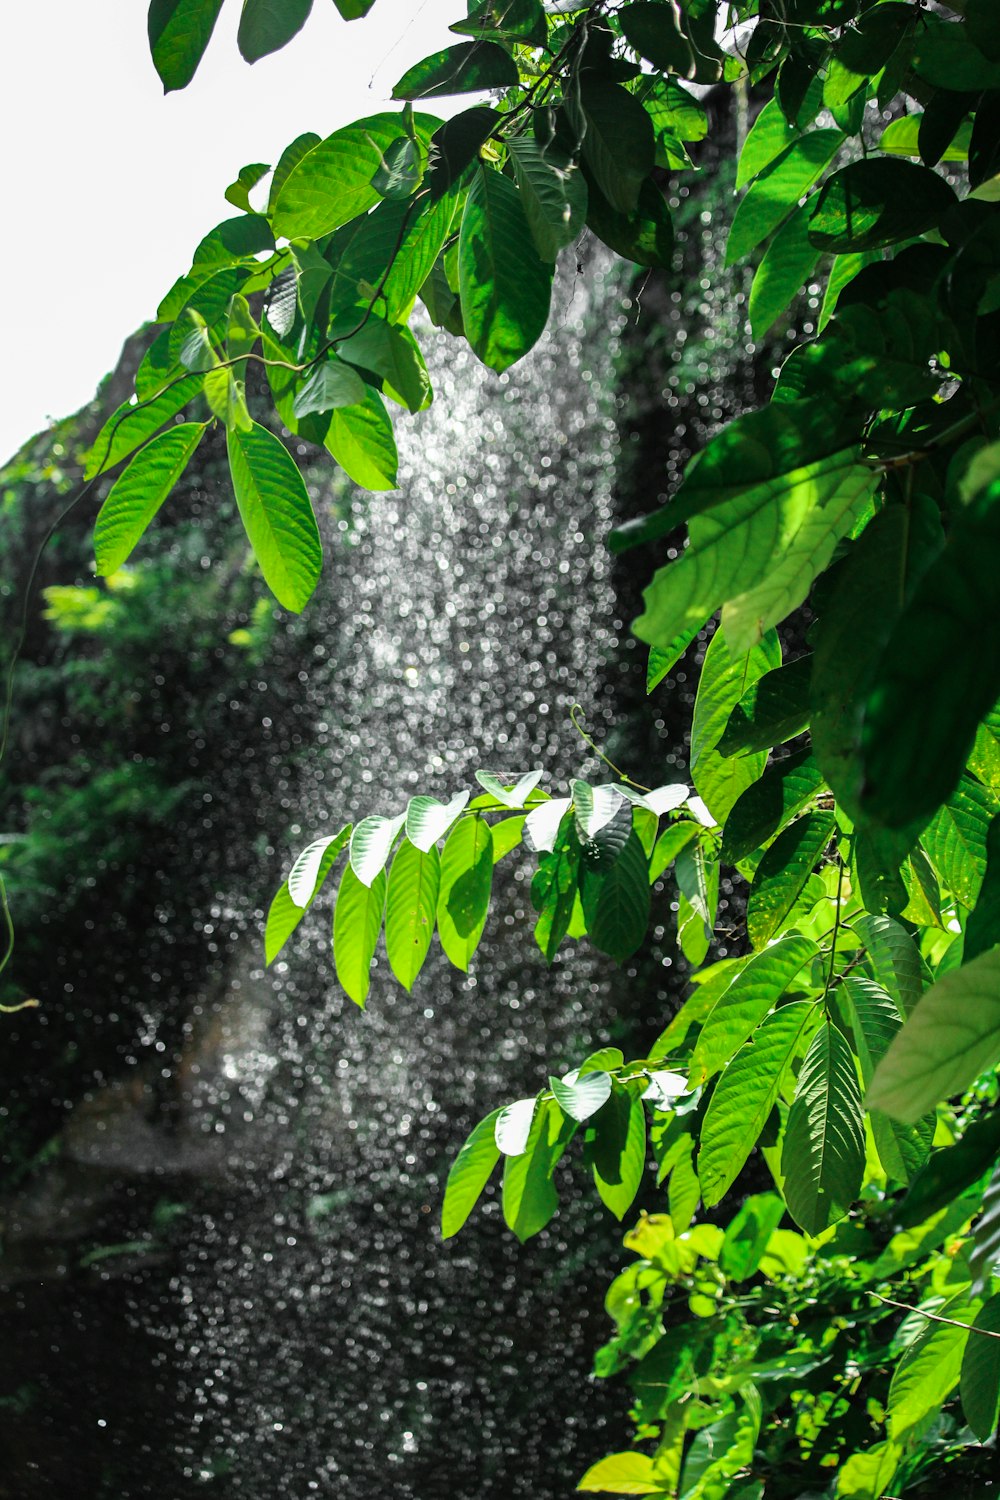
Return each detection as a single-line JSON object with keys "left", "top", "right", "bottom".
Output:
{"left": 869, "top": 1290, "right": 1000, "bottom": 1341}
{"left": 568, "top": 704, "right": 652, "bottom": 792}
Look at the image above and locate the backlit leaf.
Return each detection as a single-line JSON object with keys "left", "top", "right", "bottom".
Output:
{"left": 350, "top": 812, "right": 406, "bottom": 886}
{"left": 746, "top": 811, "right": 835, "bottom": 949}
{"left": 227, "top": 420, "right": 323, "bottom": 612}
{"left": 385, "top": 839, "right": 440, "bottom": 990}
{"left": 781, "top": 1019, "right": 864, "bottom": 1235}
{"left": 459, "top": 166, "right": 552, "bottom": 373}
{"left": 441, "top": 1107, "right": 503, "bottom": 1239}
{"left": 94, "top": 423, "right": 206, "bottom": 576}
{"left": 332, "top": 863, "right": 387, "bottom": 1007}
{"left": 438, "top": 816, "right": 493, "bottom": 970}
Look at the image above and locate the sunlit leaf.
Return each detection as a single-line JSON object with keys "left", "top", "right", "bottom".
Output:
{"left": 441, "top": 1107, "right": 502, "bottom": 1239}
{"left": 385, "top": 838, "right": 440, "bottom": 991}
{"left": 95, "top": 423, "right": 207, "bottom": 575}
{"left": 332, "top": 863, "right": 387, "bottom": 1007}
{"left": 227, "top": 420, "right": 323, "bottom": 612}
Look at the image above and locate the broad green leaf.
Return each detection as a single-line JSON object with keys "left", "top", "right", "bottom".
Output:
{"left": 809, "top": 158, "right": 957, "bottom": 253}
{"left": 736, "top": 88, "right": 821, "bottom": 187}
{"left": 148, "top": 0, "right": 224, "bottom": 91}
{"left": 573, "top": 782, "right": 627, "bottom": 840}
{"left": 332, "top": 863, "right": 387, "bottom": 1007}
{"left": 960, "top": 1293, "right": 1000, "bottom": 1441}
{"left": 272, "top": 114, "right": 426, "bottom": 240}
{"left": 648, "top": 821, "right": 699, "bottom": 883}
{"left": 441, "top": 1107, "right": 502, "bottom": 1239}
{"left": 191, "top": 214, "right": 275, "bottom": 269}
{"left": 577, "top": 1450, "right": 662, "bottom": 1495}
{"left": 85, "top": 375, "right": 205, "bottom": 479}
{"left": 619, "top": 1, "right": 696, "bottom": 79}
{"left": 385, "top": 839, "right": 440, "bottom": 991}
{"left": 690, "top": 627, "right": 780, "bottom": 825}
{"left": 583, "top": 171, "right": 675, "bottom": 271}
{"left": 852, "top": 913, "right": 923, "bottom": 1016}
{"left": 587, "top": 1086, "right": 647, "bottom": 1220}
{"left": 337, "top": 315, "right": 431, "bottom": 414}
{"left": 719, "top": 1193, "right": 786, "bottom": 1280}
{"left": 965, "top": 813, "right": 1000, "bottom": 962}
{"left": 880, "top": 114, "right": 972, "bottom": 162}
{"left": 451, "top": 0, "right": 545, "bottom": 45}
{"left": 649, "top": 956, "right": 751, "bottom": 1060}
{"left": 835, "top": 1441, "right": 901, "bottom": 1500}
{"left": 532, "top": 822, "right": 581, "bottom": 962}
{"left": 426, "top": 107, "right": 499, "bottom": 199}
{"left": 238, "top": 0, "right": 312, "bottom": 63}
{"left": 293, "top": 359, "right": 367, "bottom": 418}
{"left": 679, "top": 1394, "right": 761, "bottom": 1498}
{"left": 264, "top": 825, "right": 351, "bottom": 965}
{"left": 719, "top": 653, "right": 812, "bottom": 758}
{"left": 502, "top": 1095, "right": 571, "bottom": 1241}
{"left": 227, "top": 420, "right": 323, "bottom": 612}
{"left": 393, "top": 41, "right": 518, "bottom": 100}
{"left": 867, "top": 949, "right": 1000, "bottom": 1123}
{"left": 507, "top": 135, "right": 587, "bottom": 262}
{"left": 405, "top": 791, "right": 470, "bottom": 852}
{"left": 458, "top": 166, "right": 552, "bottom": 373}
{"left": 267, "top": 131, "right": 321, "bottom": 216}
{"left": 587, "top": 832, "right": 651, "bottom": 964}
{"left": 842, "top": 975, "right": 932, "bottom": 1182}
{"left": 495, "top": 1096, "right": 538, "bottom": 1156}
{"left": 897, "top": 1107, "right": 1000, "bottom": 1230}
{"left": 525, "top": 797, "right": 571, "bottom": 853}
{"left": 474, "top": 769, "right": 544, "bottom": 809}
{"left": 491, "top": 815, "right": 525, "bottom": 863}
{"left": 922, "top": 775, "right": 993, "bottom": 910}
{"left": 634, "top": 446, "right": 872, "bottom": 662}
{"left": 550, "top": 1069, "right": 612, "bottom": 1124}
{"left": 911, "top": 17, "right": 1000, "bottom": 90}
{"left": 726, "top": 130, "right": 843, "bottom": 265}
{"left": 438, "top": 816, "right": 494, "bottom": 970}
{"left": 324, "top": 386, "right": 398, "bottom": 491}
{"left": 699, "top": 1000, "right": 815, "bottom": 1207}
{"left": 327, "top": 193, "right": 455, "bottom": 324}
{"left": 580, "top": 76, "right": 654, "bottom": 217}
{"left": 749, "top": 199, "right": 822, "bottom": 339}
{"left": 746, "top": 812, "right": 835, "bottom": 949}
{"left": 721, "top": 750, "right": 824, "bottom": 865}
{"left": 94, "top": 423, "right": 206, "bottom": 575}
{"left": 225, "top": 160, "right": 270, "bottom": 213}
{"left": 887, "top": 1296, "right": 979, "bottom": 1441}
{"left": 371, "top": 134, "right": 422, "bottom": 201}
{"left": 646, "top": 628, "right": 698, "bottom": 691}
{"left": 781, "top": 1020, "right": 864, "bottom": 1235}
{"left": 689, "top": 933, "right": 818, "bottom": 1085}
{"left": 350, "top": 812, "right": 406, "bottom": 887}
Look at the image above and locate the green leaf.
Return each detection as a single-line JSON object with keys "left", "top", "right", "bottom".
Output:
{"left": 897, "top": 1107, "right": 1000, "bottom": 1228}
{"left": 331, "top": 0, "right": 375, "bottom": 15}
{"left": 579, "top": 77, "right": 654, "bottom": 217}
{"left": 726, "top": 130, "right": 843, "bottom": 265}
{"left": 648, "top": 821, "right": 699, "bottom": 883}
{"left": 912, "top": 17, "right": 1000, "bottom": 90}
{"left": 426, "top": 107, "right": 499, "bottom": 199}
{"left": 572, "top": 781, "right": 626, "bottom": 840}
{"left": 385, "top": 839, "right": 440, "bottom": 991}
{"left": 94, "top": 423, "right": 206, "bottom": 575}
{"left": 866, "top": 949, "right": 1000, "bottom": 1123}
{"left": 225, "top": 161, "right": 271, "bottom": 213}
{"left": 970, "top": 1167, "right": 1000, "bottom": 1293}
{"left": 271, "top": 114, "right": 425, "bottom": 240}
{"left": 337, "top": 316, "right": 431, "bottom": 413}
{"left": 85, "top": 375, "right": 205, "bottom": 480}
{"left": 646, "top": 628, "right": 698, "bottom": 691}
{"left": 587, "top": 1086, "right": 647, "bottom": 1220}
{"left": 495, "top": 1096, "right": 539, "bottom": 1156}
{"left": 324, "top": 386, "right": 398, "bottom": 491}
{"left": 438, "top": 816, "right": 493, "bottom": 971}
{"left": 441, "top": 1107, "right": 503, "bottom": 1239}
{"left": 749, "top": 199, "right": 823, "bottom": 339}
{"left": 808, "top": 158, "right": 957, "bottom": 253}
{"left": 842, "top": 974, "right": 932, "bottom": 1182}
{"left": 451, "top": 0, "right": 545, "bottom": 45}
{"left": 267, "top": 130, "right": 321, "bottom": 216}
{"left": 583, "top": 171, "right": 674, "bottom": 271}
{"left": 699, "top": 1000, "right": 815, "bottom": 1207}
{"left": 781, "top": 1019, "right": 865, "bottom": 1235}
{"left": 148, "top": 0, "right": 224, "bottom": 91}
{"left": 960, "top": 1293, "right": 1000, "bottom": 1441}
{"left": 506, "top": 135, "right": 587, "bottom": 262}
{"left": 689, "top": 933, "right": 818, "bottom": 1086}
{"left": 966, "top": 814, "right": 1000, "bottom": 963}
{"left": 264, "top": 825, "right": 351, "bottom": 964}
{"left": 404, "top": 791, "right": 470, "bottom": 852}
{"left": 888, "top": 1295, "right": 979, "bottom": 1442}
{"left": 474, "top": 768, "right": 544, "bottom": 809}
{"left": 502, "top": 1095, "right": 571, "bottom": 1241}
{"left": 587, "top": 831, "right": 651, "bottom": 964}
{"left": 293, "top": 358, "right": 367, "bottom": 419}
{"left": 852, "top": 914, "right": 923, "bottom": 1016}
{"left": 458, "top": 166, "right": 552, "bottom": 373}
{"left": 719, "top": 1193, "right": 786, "bottom": 1280}
{"left": 532, "top": 821, "right": 582, "bottom": 962}
{"left": 719, "top": 653, "right": 812, "bottom": 758}
{"left": 746, "top": 811, "right": 835, "bottom": 949}
{"left": 736, "top": 91, "right": 821, "bottom": 188}
{"left": 349, "top": 812, "right": 406, "bottom": 886}
{"left": 690, "top": 627, "right": 781, "bottom": 826}
{"left": 922, "top": 775, "right": 993, "bottom": 910}
{"left": 227, "top": 420, "right": 323, "bottom": 612}
{"left": 879, "top": 113, "right": 972, "bottom": 163}
{"left": 721, "top": 750, "right": 824, "bottom": 865}
{"left": 332, "top": 863, "right": 387, "bottom": 1007}
{"left": 577, "top": 1450, "right": 662, "bottom": 1495}
{"left": 550, "top": 1069, "right": 612, "bottom": 1124}
{"left": 393, "top": 41, "right": 518, "bottom": 99}
{"left": 237, "top": 0, "right": 312, "bottom": 62}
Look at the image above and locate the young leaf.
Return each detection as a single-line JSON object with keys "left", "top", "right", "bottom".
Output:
{"left": 94, "top": 423, "right": 206, "bottom": 575}
{"left": 227, "top": 420, "right": 323, "bottom": 612}
{"left": 475, "top": 768, "right": 544, "bottom": 809}
{"left": 746, "top": 812, "right": 835, "bottom": 950}
{"left": 689, "top": 933, "right": 818, "bottom": 1085}
{"left": 405, "top": 791, "right": 470, "bottom": 852}
{"left": 264, "top": 825, "right": 351, "bottom": 965}
{"left": 866, "top": 949, "right": 1000, "bottom": 1123}
{"left": 148, "top": 0, "right": 224, "bottom": 91}
{"left": 237, "top": 0, "right": 312, "bottom": 64}
{"left": 441, "top": 1107, "right": 503, "bottom": 1239}
{"left": 332, "top": 864, "right": 387, "bottom": 1007}
{"left": 573, "top": 781, "right": 627, "bottom": 840}
{"left": 324, "top": 386, "right": 398, "bottom": 491}
{"left": 525, "top": 797, "right": 571, "bottom": 853}
{"left": 438, "top": 816, "right": 494, "bottom": 970}
{"left": 781, "top": 1020, "right": 864, "bottom": 1235}
{"left": 699, "top": 1001, "right": 815, "bottom": 1207}
{"left": 385, "top": 839, "right": 440, "bottom": 991}
{"left": 577, "top": 1451, "right": 662, "bottom": 1496}
{"left": 350, "top": 812, "right": 406, "bottom": 887}
{"left": 960, "top": 1293, "right": 1000, "bottom": 1442}
{"left": 458, "top": 166, "right": 552, "bottom": 373}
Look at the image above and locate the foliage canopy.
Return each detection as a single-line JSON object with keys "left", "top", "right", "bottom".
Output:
{"left": 13, "top": 0, "right": 1000, "bottom": 1492}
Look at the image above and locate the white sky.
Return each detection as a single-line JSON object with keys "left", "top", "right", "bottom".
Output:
{"left": 1, "top": 0, "right": 457, "bottom": 460}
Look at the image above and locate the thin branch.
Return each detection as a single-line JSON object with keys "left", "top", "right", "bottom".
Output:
{"left": 870, "top": 1290, "right": 1000, "bottom": 1341}
{"left": 569, "top": 703, "right": 653, "bottom": 791}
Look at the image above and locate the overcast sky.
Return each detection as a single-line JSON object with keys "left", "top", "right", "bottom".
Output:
{"left": 1, "top": 0, "right": 456, "bottom": 459}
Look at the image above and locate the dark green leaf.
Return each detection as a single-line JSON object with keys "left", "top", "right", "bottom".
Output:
{"left": 95, "top": 423, "right": 206, "bottom": 575}
{"left": 371, "top": 135, "right": 422, "bottom": 200}
{"left": 721, "top": 750, "right": 825, "bottom": 865}
{"left": 338, "top": 316, "right": 431, "bottom": 413}
{"left": 393, "top": 42, "right": 518, "bottom": 100}
{"left": 426, "top": 108, "right": 499, "bottom": 199}
{"left": 912, "top": 18, "right": 1000, "bottom": 91}
{"left": 690, "top": 627, "right": 780, "bottom": 826}
{"left": 586, "top": 1086, "right": 647, "bottom": 1220}
{"left": 719, "top": 653, "right": 812, "bottom": 758}
{"left": 720, "top": 1193, "right": 786, "bottom": 1280}
{"left": 970, "top": 1167, "right": 1000, "bottom": 1292}
{"left": 922, "top": 776, "right": 993, "bottom": 910}
{"left": 897, "top": 1107, "right": 1000, "bottom": 1228}
{"left": 781, "top": 1020, "right": 864, "bottom": 1235}
{"left": 808, "top": 158, "right": 958, "bottom": 253}
{"left": 619, "top": 2, "right": 696, "bottom": 78}
{"left": 148, "top": 0, "right": 224, "bottom": 91}
{"left": 506, "top": 136, "right": 587, "bottom": 262}
{"left": 582, "top": 170, "right": 674, "bottom": 270}
{"left": 238, "top": 0, "right": 312, "bottom": 63}
{"left": 746, "top": 812, "right": 835, "bottom": 950}
{"left": 580, "top": 77, "right": 654, "bottom": 216}
{"left": 293, "top": 358, "right": 367, "bottom": 418}
{"left": 960, "top": 1293, "right": 1000, "bottom": 1441}
{"left": 458, "top": 166, "right": 552, "bottom": 373}
{"left": 451, "top": 0, "right": 545, "bottom": 45}
{"left": 227, "top": 420, "right": 323, "bottom": 612}
{"left": 749, "top": 199, "right": 823, "bottom": 338}
{"left": 531, "top": 822, "right": 581, "bottom": 962}
{"left": 586, "top": 831, "right": 651, "bottom": 964}
{"left": 331, "top": 0, "right": 375, "bottom": 15}
{"left": 966, "top": 814, "right": 1000, "bottom": 962}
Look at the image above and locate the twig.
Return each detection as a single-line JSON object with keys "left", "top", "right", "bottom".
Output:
{"left": 870, "top": 1290, "right": 1000, "bottom": 1341}
{"left": 569, "top": 704, "right": 653, "bottom": 791}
